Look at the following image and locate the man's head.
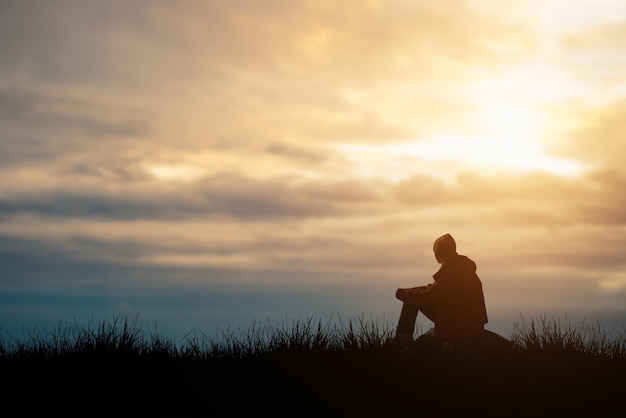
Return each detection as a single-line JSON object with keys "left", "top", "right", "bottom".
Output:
{"left": 433, "top": 233, "right": 457, "bottom": 263}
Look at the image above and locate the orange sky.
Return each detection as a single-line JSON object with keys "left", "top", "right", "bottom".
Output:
{"left": 1, "top": 0, "right": 625, "bottom": 337}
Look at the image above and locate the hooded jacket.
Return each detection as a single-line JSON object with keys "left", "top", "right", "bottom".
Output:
{"left": 398, "top": 253, "right": 488, "bottom": 341}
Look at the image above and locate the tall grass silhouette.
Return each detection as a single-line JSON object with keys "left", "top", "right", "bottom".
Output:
{"left": 0, "top": 312, "right": 400, "bottom": 359}
{"left": 2, "top": 312, "right": 624, "bottom": 359}
{"left": 511, "top": 314, "right": 626, "bottom": 358}
{"left": 1, "top": 313, "right": 624, "bottom": 417}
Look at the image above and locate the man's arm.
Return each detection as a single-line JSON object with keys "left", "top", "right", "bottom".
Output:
{"left": 396, "top": 279, "right": 451, "bottom": 305}
{"left": 395, "top": 285, "right": 429, "bottom": 303}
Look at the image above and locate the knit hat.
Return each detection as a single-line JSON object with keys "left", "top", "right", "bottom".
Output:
{"left": 433, "top": 233, "right": 456, "bottom": 257}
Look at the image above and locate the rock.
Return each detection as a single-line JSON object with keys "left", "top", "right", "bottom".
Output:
{"left": 415, "top": 328, "right": 514, "bottom": 354}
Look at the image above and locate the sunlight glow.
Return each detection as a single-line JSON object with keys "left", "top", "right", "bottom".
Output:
{"left": 146, "top": 164, "right": 206, "bottom": 182}
{"left": 333, "top": 98, "right": 587, "bottom": 182}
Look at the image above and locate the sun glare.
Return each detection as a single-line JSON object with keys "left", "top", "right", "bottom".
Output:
{"left": 334, "top": 98, "right": 587, "bottom": 182}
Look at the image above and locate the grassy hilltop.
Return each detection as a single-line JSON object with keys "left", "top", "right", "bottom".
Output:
{"left": 1, "top": 314, "right": 625, "bottom": 417}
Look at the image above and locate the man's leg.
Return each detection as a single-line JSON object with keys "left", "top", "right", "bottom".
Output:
{"left": 396, "top": 302, "right": 419, "bottom": 339}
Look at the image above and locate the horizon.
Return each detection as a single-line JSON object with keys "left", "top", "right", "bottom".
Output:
{"left": 1, "top": 1, "right": 625, "bottom": 342}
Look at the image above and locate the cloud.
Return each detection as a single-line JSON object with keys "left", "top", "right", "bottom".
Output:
{"left": 0, "top": 1, "right": 219, "bottom": 91}
{"left": 559, "top": 19, "right": 626, "bottom": 86}
{"left": 537, "top": 100, "right": 626, "bottom": 226}
{"left": 392, "top": 169, "right": 626, "bottom": 228}
{"left": 0, "top": 86, "right": 150, "bottom": 137}
{"left": 2, "top": 173, "right": 625, "bottom": 278}
{"left": 265, "top": 142, "right": 328, "bottom": 164}
{"left": 2, "top": 160, "right": 625, "bottom": 234}
{"left": 561, "top": 18, "right": 626, "bottom": 49}
{"left": 0, "top": 85, "right": 153, "bottom": 176}
{"left": 600, "top": 272, "right": 626, "bottom": 291}
{"left": 554, "top": 100, "right": 626, "bottom": 169}
{"left": 0, "top": 0, "right": 540, "bottom": 149}
{"left": 0, "top": 172, "right": 386, "bottom": 222}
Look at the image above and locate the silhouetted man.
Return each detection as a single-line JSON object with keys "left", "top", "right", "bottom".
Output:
{"left": 395, "top": 233, "right": 488, "bottom": 343}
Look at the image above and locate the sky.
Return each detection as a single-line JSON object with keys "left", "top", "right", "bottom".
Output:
{"left": 1, "top": 0, "right": 626, "bottom": 342}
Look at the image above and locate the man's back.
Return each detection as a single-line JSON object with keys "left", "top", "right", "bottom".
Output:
{"left": 428, "top": 253, "right": 488, "bottom": 340}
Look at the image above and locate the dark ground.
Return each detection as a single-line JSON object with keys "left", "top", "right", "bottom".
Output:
{"left": 3, "top": 348, "right": 624, "bottom": 418}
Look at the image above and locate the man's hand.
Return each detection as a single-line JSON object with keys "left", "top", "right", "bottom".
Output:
{"left": 396, "top": 287, "right": 417, "bottom": 301}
